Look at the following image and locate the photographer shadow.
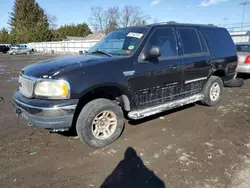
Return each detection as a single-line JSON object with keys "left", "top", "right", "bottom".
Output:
{"left": 100, "top": 147, "right": 165, "bottom": 188}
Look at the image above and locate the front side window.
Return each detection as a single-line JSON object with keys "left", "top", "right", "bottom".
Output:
{"left": 144, "top": 27, "right": 178, "bottom": 58}
{"left": 88, "top": 27, "right": 148, "bottom": 56}
{"left": 178, "top": 28, "right": 202, "bottom": 55}
{"left": 236, "top": 45, "right": 250, "bottom": 52}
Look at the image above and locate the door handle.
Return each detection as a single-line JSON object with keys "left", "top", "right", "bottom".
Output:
{"left": 171, "top": 65, "right": 179, "bottom": 69}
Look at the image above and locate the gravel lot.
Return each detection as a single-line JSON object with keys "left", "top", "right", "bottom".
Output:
{"left": 0, "top": 54, "right": 250, "bottom": 188}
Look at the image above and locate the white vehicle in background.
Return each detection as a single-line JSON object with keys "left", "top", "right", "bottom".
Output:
{"left": 236, "top": 42, "right": 250, "bottom": 74}
{"left": 8, "top": 46, "right": 30, "bottom": 55}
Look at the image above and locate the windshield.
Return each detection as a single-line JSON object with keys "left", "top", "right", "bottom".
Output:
{"left": 88, "top": 27, "right": 148, "bottom": 56}
{"left": 236, "top": 45, "right": 250, "bottom": 52}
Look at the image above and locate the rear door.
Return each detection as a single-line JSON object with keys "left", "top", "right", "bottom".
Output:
{"left": 128, "top": 27, "right": 184, "bottom": 108}
{"left": 177, "top": 27, "right": 211, "bottom": 96}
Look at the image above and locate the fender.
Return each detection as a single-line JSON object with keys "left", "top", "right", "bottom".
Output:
{"left": 78, "top": 82, "right": 134, "bottom": 111}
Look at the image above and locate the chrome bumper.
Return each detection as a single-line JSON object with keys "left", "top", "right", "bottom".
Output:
{"left": 236, "top": 64, "right": 250, "bottom": 73}
{"left": 13, "top": 90, "right": 78, "bottom": 129}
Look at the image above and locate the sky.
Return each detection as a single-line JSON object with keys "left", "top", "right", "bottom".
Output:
{"left": 0, "top": 0, "right": 249, "bottom": 30}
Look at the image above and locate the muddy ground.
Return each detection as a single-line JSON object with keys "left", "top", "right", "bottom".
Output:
{"left": 0, "top": 54, "right": 250, "bottom": 188}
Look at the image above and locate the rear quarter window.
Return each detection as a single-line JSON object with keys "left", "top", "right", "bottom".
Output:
{"left": 200, "top": 27, "right": 236, "bottom": 58}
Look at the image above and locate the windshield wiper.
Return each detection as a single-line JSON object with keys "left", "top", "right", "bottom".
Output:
{"left": 90, "top": 50, "right": 112, "bottom": 57}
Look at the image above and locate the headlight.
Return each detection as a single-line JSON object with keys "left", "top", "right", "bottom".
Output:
{"left": 34, "top": 80, "right": 70, "bottom": 99}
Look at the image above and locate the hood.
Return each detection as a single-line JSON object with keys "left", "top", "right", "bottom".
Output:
{"left": 21, "top": 54, "right": 112, "bottom": 78}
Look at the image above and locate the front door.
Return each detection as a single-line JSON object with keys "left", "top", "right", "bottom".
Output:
{"left": 128, "top": 27, "right": 184, "bottom": 109}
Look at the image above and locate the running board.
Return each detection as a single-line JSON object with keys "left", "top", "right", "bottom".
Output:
{"left": 128, "top": 94, "right": 204, "bottom": 120}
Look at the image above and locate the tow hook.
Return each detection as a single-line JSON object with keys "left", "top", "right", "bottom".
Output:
{"left": 28, "top": 122, "right": 34, "bottom": 127}
{"left": 16, "top": 108, "right": 21, "bottom": 118}
{"left": 10, "top": 101, "right": 21, "bottom": 118}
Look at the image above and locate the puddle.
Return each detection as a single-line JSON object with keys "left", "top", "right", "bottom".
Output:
{"left": 7, "top": 77, "right": 19, "bottom": 82}
{"left": 0, "top": 64, "right": 5, "bottom": 72}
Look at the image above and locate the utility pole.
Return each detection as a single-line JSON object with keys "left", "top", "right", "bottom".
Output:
{"left": 223, "top": 17, "right": 228, "bottom": 27}
{"left": 240, "top": 1, "right": 250, "bottom": 30}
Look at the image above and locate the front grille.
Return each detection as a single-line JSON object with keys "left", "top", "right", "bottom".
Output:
{"left": 19, "top": 75, "right": 35, "bottom": 98}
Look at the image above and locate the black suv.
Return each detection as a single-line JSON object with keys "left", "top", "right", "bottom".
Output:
{"left": 13, "top": 23, "right": 243, "bottom": 148}
{"left": 0, "top": 45, "right": 10, "bottom": 53}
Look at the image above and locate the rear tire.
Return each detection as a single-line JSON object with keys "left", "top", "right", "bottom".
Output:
{"left": 201, "top": 76, "right": 223, "bottom": 106}
{"left": 76, "top": 98, "right": 125, "bottom": 148}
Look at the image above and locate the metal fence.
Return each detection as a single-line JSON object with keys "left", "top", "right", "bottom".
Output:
{"left": 25, "top": 29, "right": 250, "bottom": 54}
{"left": 229, "top": 31, "right": 250, "bottom": 43}
{"left": 27, "top": 40, "right": 99, "bottom": 54}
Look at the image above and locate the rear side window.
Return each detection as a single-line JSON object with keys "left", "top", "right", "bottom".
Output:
{"left": 197, "top": 30, "right": 209, "bottom": 53}
{"left": 201, "top": 27, "right": 236, "bottom": 58}
{"left": 178, "top": 28, "right": 201, "bottom": 55}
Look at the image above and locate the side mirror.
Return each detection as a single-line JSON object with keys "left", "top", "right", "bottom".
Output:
{"left": 144, "top": 46, "right": 161, "bottom": 60}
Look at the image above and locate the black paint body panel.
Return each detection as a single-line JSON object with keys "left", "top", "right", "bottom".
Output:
{"left": 19, "top": 24, "right": 239, "bottom": 113}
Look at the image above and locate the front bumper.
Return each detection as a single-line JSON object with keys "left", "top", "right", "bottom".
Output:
{"left": 13, "top": 90, "right": 78, "bottom": 129}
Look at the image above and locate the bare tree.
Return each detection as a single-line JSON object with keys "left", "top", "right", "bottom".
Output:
{"left": 106, "top": 6, "right": 120, "bottom": 23}
{"left": 89, "top": 6, "right": 150, "bottom": 33}
{"left": 119, "top": 6, "right": 150, "bottom": 27}
{"left": 105, "top": 7, "right": 120, "bottom": 33}
{"left": 47, "top": 14, "right": 58, "bottom": 29}
{"left": 89, "top": 7, "right": 107, "bottom": 33}
{"left": 119, "top": 6, "right": 133, "bottom": 27}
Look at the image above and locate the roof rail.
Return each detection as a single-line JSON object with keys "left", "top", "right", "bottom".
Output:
{"left": 149, "top": 22, "right": 218, "bottom": 27}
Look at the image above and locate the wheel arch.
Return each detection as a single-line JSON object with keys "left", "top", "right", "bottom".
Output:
{"left": 210, "top": 68, "right": 226, "bottom": 82}
{"left": 71, "top": 83, "right": 132, "bottom": 129}
{"left": 79, "top": 83, "right": 132, "bottom": 110}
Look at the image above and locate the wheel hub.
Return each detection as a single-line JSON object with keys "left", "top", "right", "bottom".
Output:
{"left": 210, "top": 82, "right": 221, "bottom": 101}
{"left": 91, "top": 110, "right": 117, "bottom": 140}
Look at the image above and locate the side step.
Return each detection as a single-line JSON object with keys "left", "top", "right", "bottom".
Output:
{"left": 128, "top": 94, "right": 204, "bottom": 120}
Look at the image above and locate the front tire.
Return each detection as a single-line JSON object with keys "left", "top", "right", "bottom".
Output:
{"left": 201, "top": 76, "right": 223, "bottom": 106}
{"left": 76, "top": 98, "right": 125, "bottom": 148}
